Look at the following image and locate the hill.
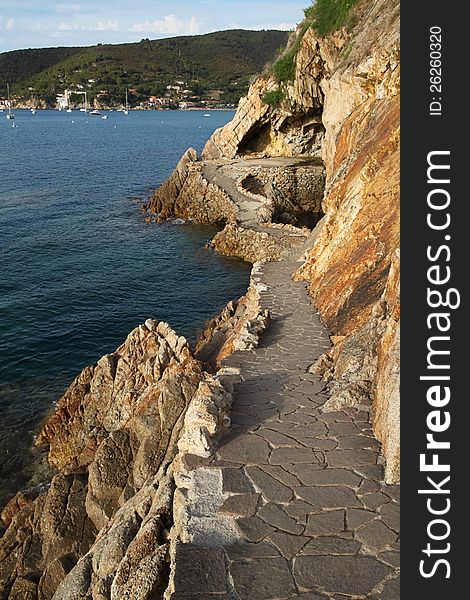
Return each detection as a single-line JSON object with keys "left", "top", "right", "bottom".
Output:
{"left": 0, "top": 30, "right": 289, "bottom": 108}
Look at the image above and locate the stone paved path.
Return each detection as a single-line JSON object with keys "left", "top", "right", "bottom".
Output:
{"left": 172, "top": 261, "right": 400, "bottom": 600}
{"left": 201, "top": 158, "right": 322, "bottom": 233}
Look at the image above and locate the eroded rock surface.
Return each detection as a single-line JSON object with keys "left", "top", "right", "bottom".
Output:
{"left": 294, "top": 0, "right": 400, "bottom": 481}
{"left": 0, "top": 321, "right": 235, "bottom": 599}
{"left": 167, "top": 261, "right": 400, "bottom": 600}
{"left": 143, "top": 0, "right": 400, "bottom": 482}
{"left": 1, "top": 1, "right": 400, "bottom": 596}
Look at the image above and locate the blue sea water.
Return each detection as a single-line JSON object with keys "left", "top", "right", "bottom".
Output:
{"left": 0, "top": 109, "right": 249, "bottom": 505}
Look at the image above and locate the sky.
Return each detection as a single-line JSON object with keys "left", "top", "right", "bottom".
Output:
{"left": 0, "top": 1, "right": 307, "bottom": 53}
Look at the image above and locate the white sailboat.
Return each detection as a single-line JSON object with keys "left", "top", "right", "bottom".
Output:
{"left": 79, "top": 91, "right": 89, "bottom": 113}
{"left": 6, "top": 84, "right": 15, "bottom": 120}
{"left": 123, "top": 89, "right": 129, "bottom": 115}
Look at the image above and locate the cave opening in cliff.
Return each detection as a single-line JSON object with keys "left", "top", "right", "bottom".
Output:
{"left": 272, "top": 206, "right": 324, "bottom": 229}
{"left": 238, "top": 122, "right": 272, "bottom": 156}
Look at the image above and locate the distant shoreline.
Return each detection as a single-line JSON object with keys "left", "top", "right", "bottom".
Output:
{"left": 3, "top": 106, "right": 235, "bottom": 112}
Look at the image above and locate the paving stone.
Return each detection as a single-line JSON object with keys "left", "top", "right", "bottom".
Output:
{"left": 217, "top": 433, "right": 270, "bottom": 465}
{"left": 378, "top": 551, "right": 400, "bottom": 568}
{"left": 293, "top": 555, "right": 392, "bottom": 595}
{"left": 236, "top": 516, "right": 276, "bottom": 542}
{"left": 224, "top": 542, "right": 280, "bottom": 560}
{"left": 173, "top": 545, "right": 227, "bottom": 594}
{"left": 290, "top": 466, "right": 361, "bottom": 487}
{"left": 222, "top": 468, "right": 253, "bottom": 494}
{"left": 257, "top": 503, "right": 304, "bottom": 535}
{"left": 218, "top": 493, "right": 260, "bottom": 517}
{"left": 320, "top": 411, "right": 353, "bottom": 423}
{"left": 326, "top": 449, "right": 378, "bottom": 468}
{"left": 296, "top": 486, "right": 362, "bottom": 509}
{"left": 346, "top": 509, "right": 377, "bottom": 530}
{"left": 384, "top": 484, "right": 400, "bottom": 502}
{"left": 171, "top": 595, "right": 230, "bottom": 600}
{"left": 354, "top": 410, "right": 371, "bottom": 422}
{"left": 257, "top": 428, "right": 303, "bottom": 448}
{"left": 327, "top": 422, "right": 360, "bottom": 436}
{"left": 269, "top": 421, "right": 328, "bottom": 437}
{"left": 253, "top": 406, "right": 280, "bottom": 420}
{"left": 282, "top": 412, "right": 320, "bottom": 425}
{"left": 230, "top": 412, "right": 261, "bottom": 426}
{"left": 292, "top": 594, "right": 328, "bottom": 600}
{"left": 305, "top": 511, "right": 346, "bottom": 536}
{"left": 235, "top": 393, "right": 272, "bottom": 406}
{"left": 357, "top": 479, "right": 381, "bottom": 495}
{"left": 230, "top": 557, "right": 297, "bottom": 600}
{"left": 270, "top": 447, "right": 318, "bottom": 465}
{"left": 381, "top": 575, "right": 400, "bottom": 600}
{"left": 296, "top": 437, "right": 338, "bottom": 450}
{"left": 361, "top": 491, "right": 391, "bottom": 511}
{"left": 260, "top": 465, "right": 301, "bottom": 488}
{"left": 285, "top": 500, "right": 319, "bottom": 523}
{"left": 182, "top": 260, "right": 399, "bottom": 599}
{"left": 268, "top": 531, "right": 310, "bottom": 559}
{"left": 301, "top": 536, "right": 361, "bottom": 555}
{"left": 356, "top": 520, "right": 397, "bottom": 551}
{"left": 380, "top": 501, "right": 400, "bottom": 533}
{"left": 336, "top": 435, "right": 380, "bottom": 449}
{"left": 245, "top": 466, "right": 293, "bottom": 503}
{"left": 354, "top": 464, "right": 385, "bottom": 480}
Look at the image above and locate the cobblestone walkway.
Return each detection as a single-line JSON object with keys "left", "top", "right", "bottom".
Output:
{"left": 172, "top": 261, "right": 400, "bottom": 600}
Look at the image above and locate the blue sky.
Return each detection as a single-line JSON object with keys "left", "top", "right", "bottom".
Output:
{"left": 0, "top": 1, "right": 307, "bottom": 53}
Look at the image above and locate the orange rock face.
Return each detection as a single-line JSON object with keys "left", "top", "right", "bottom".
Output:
{"left": 295, "top": 0, "right": 400, "bottom": 481}
{"left": 297, "top": 96, "right": 399, "bottom": 337}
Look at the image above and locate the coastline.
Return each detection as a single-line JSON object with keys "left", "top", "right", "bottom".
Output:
{"left": 0, "top": 1, "right": 400, "bottom": 597}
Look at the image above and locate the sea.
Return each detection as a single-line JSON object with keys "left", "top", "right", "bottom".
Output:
{"left": 0, "top": 108, "right": 250, "bottom": 506}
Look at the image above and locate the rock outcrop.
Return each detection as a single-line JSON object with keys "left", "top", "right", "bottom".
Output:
{"left": 145, "top": 0, "right": 400, "bottom": 481}
{"left": 195, "top": 263, "right": 271, "bottom": 369}
{"left": 1, "top": 1, "right": 400, "bottom": 596}
{"left": 294, "top": 0, "right": 400, "bottom": 482}
{"left": 0, "top": 276, "right": 270, "bottom": 599}
{"left": 0, "top": 317, "right": 250, "bottom": 599}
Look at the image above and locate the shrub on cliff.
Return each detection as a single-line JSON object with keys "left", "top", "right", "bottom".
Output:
{"left": 262, "top": 89, "right": 286, "bottom": 106}
{"left": 309, "top": 0, "right": 359, "bottom": 36}
{"left": 269, "top": 0, "right": 358, "bottom": 86}
{"left": 272, "top": 52, "right": 296, "bottom": 83}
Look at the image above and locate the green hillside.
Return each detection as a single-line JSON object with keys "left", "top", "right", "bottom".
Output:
{"left": 0, "top": 30, "right": 289, "bottom": 108}
{"left": 0, "top": 47, "right": 84, "bottom": 88}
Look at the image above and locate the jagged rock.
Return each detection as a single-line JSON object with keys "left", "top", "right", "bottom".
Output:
{"left": 144, "top": 148, "right": 198, "bottom": 217}
{"left": 145, "top": 155, "right": 238, "bottom": 224}
{"left": 0, "top": 472, "right": 97, "bottom": 600}
{"left": 0, "top": 321, "right": 221, "bottom": 599}
{"left": 0, "top": 3, "right": 401, "bottom": 597}
{"left": 195, "top": 269, "right": 270, "bottom": 369}
{"left": 293, "top": 0, "right": 400, "bottom": 481}
{"left": 36, "top": 320, "right": 201, "bottom": 472}
{"left": 373, "top": 250, "right": 400, "bottom": 482}
{"left": 210, "top": 223, "right": 307, "bottom": 263}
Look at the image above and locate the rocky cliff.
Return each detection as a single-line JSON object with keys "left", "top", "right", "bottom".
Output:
{"left": 0, "top": 298, "right": 267, "bottom": 598}
{"left": 145, "top": 0, "right": 400, "bottom": 481}
{"left": 0, "top": 0, "right": 400, "bottom": 596}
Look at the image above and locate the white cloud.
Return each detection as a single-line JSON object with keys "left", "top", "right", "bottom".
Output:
{"left": 6, "top": 18, "right": 14, "bottom": 30}
{"left": 131, "top": 15, "right": 199, "bottom": 35}
{"left": 55, "top": 3, "right": 82, "bottom": 13}
{"left": 58, "top": 21, "right": 117, "bottom": 32}
{"left": 250, "top": 22, "right": 295, "bottom": 30}
{"left": 58, "top": 22, "right": 79, "bottom": 31}
{"left": 95, "top": 20, "right": 118, "bottom": 31}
